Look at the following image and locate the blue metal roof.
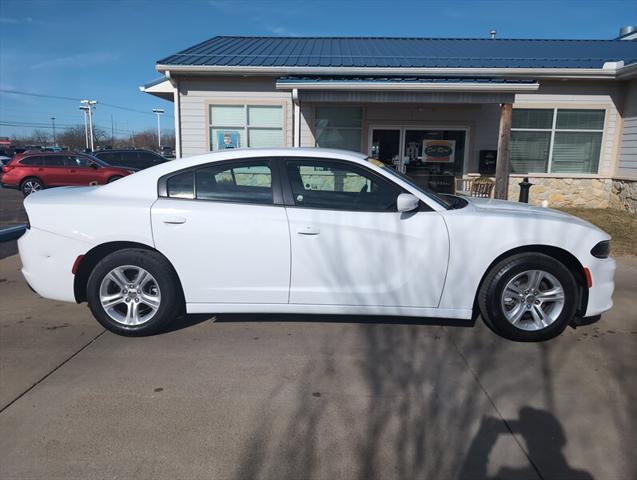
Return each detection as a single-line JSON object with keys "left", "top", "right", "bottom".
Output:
{"left": 158, "top": 36, "right": 637, "bottom": 69}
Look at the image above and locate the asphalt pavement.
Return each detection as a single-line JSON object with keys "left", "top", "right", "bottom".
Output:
{"left": 0, "top": 253, "right": 636, "bottom": 480}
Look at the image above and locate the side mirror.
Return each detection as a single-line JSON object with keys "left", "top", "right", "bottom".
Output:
{"left": 90, "top": 162, "right": 99, "bottom": 169}
{"left": 397, "top": 193, "right": 420, "bottom": 212}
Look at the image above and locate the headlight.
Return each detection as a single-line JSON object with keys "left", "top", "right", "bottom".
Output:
{"left": 591, "top": 240, "right": 610, "bottom": 258}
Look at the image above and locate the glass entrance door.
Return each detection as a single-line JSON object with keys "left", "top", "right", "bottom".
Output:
{"left": 403, "top": 129, "right": 466, "bottom": 194}
{"left": 370, "top": 129, "right": 402, "bottom": 171}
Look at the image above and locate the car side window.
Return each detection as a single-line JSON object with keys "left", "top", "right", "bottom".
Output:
{"left": 195, "top": 161, "right": 273, "bottom": 204}
{"left": 166, "top": 170, "right": 194, "bottom": 199}
{"left": 19, "top": 156, "right": 43, "bottom": 166}
{"left": 67, "top": 155, "right": 90, "bottom": 167}
{"left": 285, "top": 159, "right": 402, "bottom": 211}
{"left": 43, "top": 155, "right": 65, "bottom": 167}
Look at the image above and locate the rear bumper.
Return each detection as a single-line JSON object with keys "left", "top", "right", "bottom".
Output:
{"left": 18, "top": 228, "right": 89, "bottom": 303}
{"left": 584, "top": 257, "right": 616, "bottom": 317}
{"left": 0, "top": 181, "right": 18, "bottom": 189}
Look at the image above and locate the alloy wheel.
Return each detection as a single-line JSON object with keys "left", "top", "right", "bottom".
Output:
{"left": 500, "top": 269, "right": 565, "bottom": 331}
{"left": 99, "top": 265, "right": 161, "bottom": 326}
{"left": 23, "top": 180, "right": 41, "bottom": 195}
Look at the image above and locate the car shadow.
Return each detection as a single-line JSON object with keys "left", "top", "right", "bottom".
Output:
{"left": 211, "top": 312, "right": 476, "bottom": 328}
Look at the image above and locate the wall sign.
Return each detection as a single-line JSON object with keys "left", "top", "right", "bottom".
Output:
{"left": 423, "top": 140, "right": 456, "bottom": 163}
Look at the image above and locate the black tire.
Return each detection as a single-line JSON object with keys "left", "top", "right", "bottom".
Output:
{"left": 86, "top": 248, "right": 183, "bottom": 336}
{"left": 478, "top": 253, "right": 578, "bottom": 342}
{"left": 21, "top": 177, "right": 44, "bottom": 196}
{"left": 107, "top": 176, "right": 123, "bottom": 183}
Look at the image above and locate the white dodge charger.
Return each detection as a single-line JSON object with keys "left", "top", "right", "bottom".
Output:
{"left": 18, "top": 148, "right": 615, "bottom": 341}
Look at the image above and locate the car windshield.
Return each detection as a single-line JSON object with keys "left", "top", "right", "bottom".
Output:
{"left": 84, "top": 154, "right": 109, "bottom": 167}
{"left": 366, "top": 158, "right": 454, "bottom": 210}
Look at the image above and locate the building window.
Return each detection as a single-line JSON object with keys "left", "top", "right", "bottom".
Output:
{"left": 209, "top": 104, "right": 283, "bottom": 151}
{"left": 315, "top": 107, "right": 362, "bottom": 152}
{"left": 511, "top": 108, "right": 605, "bottom": 174}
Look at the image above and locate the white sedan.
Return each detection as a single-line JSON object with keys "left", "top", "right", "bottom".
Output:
{"left": 18, "top": 148, "right": 615, "bottom": 341}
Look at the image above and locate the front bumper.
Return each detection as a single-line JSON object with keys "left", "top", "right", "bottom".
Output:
{"left": 584, "top": 257, "right": 616, "bottom": 317}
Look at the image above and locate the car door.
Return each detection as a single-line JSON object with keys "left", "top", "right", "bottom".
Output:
{"left": 64, "top": 154, "right": 100, "bottom": 185}
{"left": 282, "top": 158, "right": 449, "bottom": 308}
{"left": 151, "top": 158, "right": 291, "bottom": 304}
{"left": 41, "top": 155, "right": 68, "bottom": 185}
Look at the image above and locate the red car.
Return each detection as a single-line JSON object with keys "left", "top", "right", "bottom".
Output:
{"left": 1, "top": 152, "right": 134, "bottom": 196}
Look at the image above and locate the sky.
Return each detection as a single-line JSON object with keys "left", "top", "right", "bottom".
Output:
{"left": 0, "top": 0, "right": 636, "bottom": 141}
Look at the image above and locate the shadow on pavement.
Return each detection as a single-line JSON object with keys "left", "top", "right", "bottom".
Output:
{"left": 459, "top": 407, "right": 593, "bottom": 480}
{"left": 213, "top": 312, "right": 477, "bottom": 328}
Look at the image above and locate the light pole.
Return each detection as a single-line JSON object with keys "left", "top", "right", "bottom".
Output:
{"left": 153, "top": 108, "right": 165, "bottom": 149}
{"left": 51, "top": 117, "right": 57, "bottom": 146}
{"left": 79, "top": 106, "right": 89, "bottom": 150}
{"left": 81, "top": 99, "right": 97, "bottom": 151}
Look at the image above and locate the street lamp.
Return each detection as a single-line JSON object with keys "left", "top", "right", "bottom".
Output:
{"left": 153, "top": 108, "right": 165, "bottom": 149}
{"left": 81, "top": 99, "right": 97, "bottom": 151}
{"left": 51, "top": 117, "right": 56, "bottom": 146}
{"left": 79, "top": 106, "right": 90, "bottom": 150}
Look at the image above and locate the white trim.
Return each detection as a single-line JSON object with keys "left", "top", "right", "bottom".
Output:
{"left": 157, "top": 64, "right": 619, "bottom": 79}
{"left": 275, "top": 81, "right": 540, "bottom": 92}
{"left": 165, "top": 70, "right": 182, "bottom": 159}
{"left": 547, "top": 107, "right": 558, "bottom": 173}
{"left": 292, "top": 88, "right": 300, "bottom": 147}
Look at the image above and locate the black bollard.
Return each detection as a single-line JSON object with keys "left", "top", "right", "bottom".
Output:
{"left": 518, "top": 177, "right": 533, "bottom": 203}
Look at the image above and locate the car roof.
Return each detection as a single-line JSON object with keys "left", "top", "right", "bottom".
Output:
{"left": 95, "top": 149, "right": 155, "bottom": 153}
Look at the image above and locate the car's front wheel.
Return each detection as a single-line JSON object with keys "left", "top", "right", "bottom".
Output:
{"left": 86, "top": 249, "right": 183, "bottom": 336}
{"left": 479, "top": 253, "right": 578, "bottom": 342}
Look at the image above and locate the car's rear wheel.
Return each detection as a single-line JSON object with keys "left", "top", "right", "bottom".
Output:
{"left": 478, "top": 253, "right": 578, "bottom": 342}
{"left": 86, "top": 249, "right": 183, "bottom": 336}
{"left": 21, "top": 177, "right": 43, "bottom": 196}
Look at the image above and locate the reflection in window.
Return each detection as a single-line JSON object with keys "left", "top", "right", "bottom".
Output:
{"left": 197, "top": 162, "right": 273, "bottom": 204}
{"left": 286, "top": 159, "right": 400, "bottom": 211}
{"left": 511, "top": 108, "right": 605, "bottom": 174}
{"left": 314, "top": 107, "right": 362, "bottom": 152}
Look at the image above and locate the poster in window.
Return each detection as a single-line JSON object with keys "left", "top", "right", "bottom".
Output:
{"left": 217, "top": 130, "right": 239, "bottom": 149}
{"left": 423, "top": 140, "right": 455, "bottom": 163}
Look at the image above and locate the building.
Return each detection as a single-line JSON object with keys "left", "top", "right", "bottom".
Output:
{"left": 141, "top": 28, "right": 637, "bottom": 212}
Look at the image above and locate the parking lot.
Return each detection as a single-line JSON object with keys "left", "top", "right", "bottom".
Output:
{"left": 0, "top": 234, "right": 636, "bottom": 479}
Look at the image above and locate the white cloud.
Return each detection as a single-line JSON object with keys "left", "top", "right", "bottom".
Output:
{"left": 29, "top": 52, "right": 119, "bottom": 70}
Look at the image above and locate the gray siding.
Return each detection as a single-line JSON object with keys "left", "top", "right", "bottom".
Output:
{"left": 177, "top": 76, "right": 293, "bottom": 158}
{"left": 618, "top": 80, "right": 637, "bottom": 178}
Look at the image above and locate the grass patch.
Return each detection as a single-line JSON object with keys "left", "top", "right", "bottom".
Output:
{"left": 559, "top": 208, "right": 637, "bottom": 257}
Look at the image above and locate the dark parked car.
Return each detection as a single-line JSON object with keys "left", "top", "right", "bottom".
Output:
{"left": 1, "top": 152, "right": 133, "bottom": 196}
{"left": 93, "top": 149, "right": 168, "bottom": 170}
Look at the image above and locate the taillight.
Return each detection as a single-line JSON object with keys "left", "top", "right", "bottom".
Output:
{"left": 2, "top": 165, "right": 14, "bottom": 173}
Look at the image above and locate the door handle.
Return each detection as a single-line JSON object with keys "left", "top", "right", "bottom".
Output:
{"left": 69, "top": 169, "right": 76, "bottom": 173}
{"left": 162, "top": 216, "right": 187, "bottom": 224}
{"left": 298, "top": 226, "right": 320, "bottom": 235}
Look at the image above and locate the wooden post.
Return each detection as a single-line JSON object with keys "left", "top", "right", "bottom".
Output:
{"left": 494, "top": 103, "right": 513, "bottom": 200}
